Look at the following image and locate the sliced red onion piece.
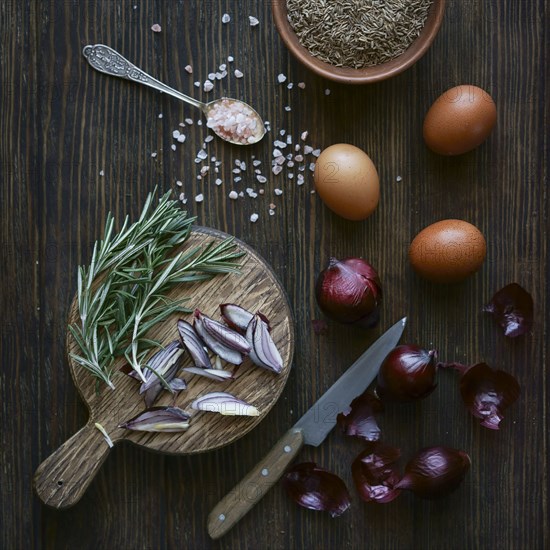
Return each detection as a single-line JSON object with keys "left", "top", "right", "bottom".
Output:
{"left": 246, "top": 315, "right": 283, "bottom": 374}
{"left": 395, "top": 446, "right": 470, "bottom": 499}
{"left": 183, "top": 366, "right": 234, "bottom": 382}
{"left": 248, "top": 345, "right": 271, "bottom": 371}
{"left": 457, "top": 362, "right": 520, "bottom": 430}
{"left": 145, "top": 340, "right": 181, "bottom": 378}
{"left": 118, "top": 341, "right": 184, "bottom": 407}
{"left": 194, "top": 316, "right": 243, "bottom": 365}
{"left": 337, "top": 392, "right": 383, "bottom": 442}
{"left": 191, "top": 391, "right": 259, "bottom": 416}
{"left": 245, "top": 317, "right": 274, "bottom": 371}
{"left": 220, "top": 303, "right": 255, "bottom": 332}
{"left": 484, "top": 283, "right": 534, "bottom": 337}
{"left": 352, "top": 442, "right": 402, "bottom": 503}
{"left": 143, "top": 361, "right": 183, "bottom": 408}
{"left": 193, "top": 391, "right": 234, "bottom": 402}
{"left": 257, "top": 312, "right": 271, "bottom": 327}
{"left": 282, "top": 462, "right": 351, "bottom": 518}
{"left": 220, "top": 304, "right": 272, "bottom": 333}
{"left": 119, "top": 406, "right": 191, "bottom": 432}
{"left": 168, "top": 378, "right": 187, "bottom": 391}
{"left": 195, "top": 309, "right": 251, "bottom": 354}
{"left": 177, "top": 319, "right": 212, "bottom": 368}
{"left": 140, "top": 341, "right": 184, "bottom": 393}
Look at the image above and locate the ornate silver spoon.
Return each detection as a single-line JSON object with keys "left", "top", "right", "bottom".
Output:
{"left": 82, "top": 44, "right": 266, "bottom": 146}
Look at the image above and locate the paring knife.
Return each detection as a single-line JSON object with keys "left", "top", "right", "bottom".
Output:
{"left": 208, "top": 317, "right": 407, "bottom": 539}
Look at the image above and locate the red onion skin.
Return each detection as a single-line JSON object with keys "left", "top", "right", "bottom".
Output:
{"left": 352, "top": 443, "right": 402, "bottom": 503}
{"left": 484, "top": 283, "right": 533, "bottom": 337}
{"left": 395, "top": 446, "right": 471, "bottom": 499}
{"left": 459, "top": 362, "right": 520, "bottom": 430}
{"left": 438, "top": 362, "right": 520, "bottom": 429}
{"left": 337, "top": 392, "right": 383, "bottom": 442}
{"left": 282, "top": 462, "right": 351, "bottom": 518}
{"left": 376, "top": 345, "right": 438, "bottom": 402}
{"left": 315, "top": 257, "right": 382, "bottom": 328}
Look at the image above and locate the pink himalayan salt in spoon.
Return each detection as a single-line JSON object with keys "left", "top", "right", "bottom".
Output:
{"left": 83, "top": 44, "right": 266, "bottom": 146}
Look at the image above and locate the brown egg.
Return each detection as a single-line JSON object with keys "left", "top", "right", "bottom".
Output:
{"left": 314, "top": 144, "right": 379, "bottom": 221}
{"left": 423, "top": 85, "right": 497, "bottom": 155}
{"left": 409, "top": 220, "right": 486, "bottom": 283}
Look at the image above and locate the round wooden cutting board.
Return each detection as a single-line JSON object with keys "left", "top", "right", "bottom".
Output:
{"left": 34, "top": 227, "right": 294, "bottom": 508}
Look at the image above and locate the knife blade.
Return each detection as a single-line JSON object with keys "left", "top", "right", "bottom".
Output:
{"left": 207, "top": 317, "right": 406, "bottom": 539}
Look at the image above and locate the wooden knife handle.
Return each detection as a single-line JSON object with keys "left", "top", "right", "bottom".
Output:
{"left": 207, "top": 428, "right": 305, "bottom": 539}
{"left": 34, "top": 420, "right": 118, "bottom": 508}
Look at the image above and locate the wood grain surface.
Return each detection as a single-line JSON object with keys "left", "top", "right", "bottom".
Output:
{"left": 1, "top": 1, "right": 547, "bottom": 549}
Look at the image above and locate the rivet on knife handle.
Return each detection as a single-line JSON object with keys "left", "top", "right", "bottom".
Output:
{"left": 207, "top": 428, "right": 305, "bottom": 539}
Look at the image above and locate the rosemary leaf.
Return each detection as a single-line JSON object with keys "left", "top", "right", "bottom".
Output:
{"left": 69, "top": 189, "right": 241, "bottom": 389}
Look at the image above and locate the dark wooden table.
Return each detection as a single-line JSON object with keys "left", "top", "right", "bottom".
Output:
{"left": 1, "top": 1, "right": 547, "bottom": 548}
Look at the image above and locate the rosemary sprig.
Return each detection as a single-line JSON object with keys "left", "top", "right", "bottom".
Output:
{"left": 69, "top": 190, "right": 243, "bottom": 389}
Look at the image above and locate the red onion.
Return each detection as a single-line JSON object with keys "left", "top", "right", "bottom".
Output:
{"left": 140, "top": 340, "right": 185, "bottom": 407}
{"left": 376, "top": 345, "right": 438, "bottom": 402}
{"left": 395, "top": 446, "right": 471, "bottom": 499}
{"left": 168, "top": 378, "right": 187, "bottom": 391}
{"left": 352, "top": 442, "right": 401, "bottom": 503}
{"left": 484, "top": 283, "right": 534, "bottom": 337}
{"left": 182, "top": 367, "right": 234, "bottom": 382}
{"left": 337, "top": 391, "right": 383, "bottom": 442}
{"left": 220, "top": 303, "right": 272, "bottom": 333}
{"left": 194, "top": 314, "right": 243, "bottom": 365}
{"left": 195, "top": 309, "right": 251, "bottom": 354}
{"left": 441, "top": 362, "right": 520, "bottom": 430}
{"left": 282, "top": 462, "right": 351, "bottom": 517}
{"left": 220, "top": 303, "right": 255, "bottom": 332}
{"left": 119, "top": 406, "right": 191, "bottom": 432}
{"left": 177, "top": 319, "right": 212, "bottom": 368}
{"left": 191, "top": 391, "right": 259, "bottom": 416}
{"left": 315, "top": 257, "right": 382, "bottom": 328}
{"left": 121, "top": 341, "right": 185, "bottom": 407}
{"left": 245, "top": 314, "right": 283, "bottom": 373}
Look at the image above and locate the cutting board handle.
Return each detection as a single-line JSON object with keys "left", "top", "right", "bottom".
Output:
{"left": 34, "top": 420, "right": 117, "bottom": 508}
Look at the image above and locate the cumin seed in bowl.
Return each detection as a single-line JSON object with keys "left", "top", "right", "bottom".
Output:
{"left": 272, "top": 0, "right": 446, "bottom": 84}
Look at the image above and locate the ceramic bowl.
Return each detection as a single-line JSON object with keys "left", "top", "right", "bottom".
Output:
{"left": 272, "top": 0, "right": 446, "bottom": 84}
